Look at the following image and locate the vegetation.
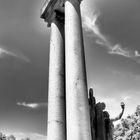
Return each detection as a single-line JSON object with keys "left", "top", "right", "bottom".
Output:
{"left": 113, "top": 105, "right": 140, "bottom": 140}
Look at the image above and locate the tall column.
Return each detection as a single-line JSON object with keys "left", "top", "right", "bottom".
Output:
{"left": 47, "top": 12, "right": 66, "bottom": 140}
{"left": 65, "top": 1, "right": 92, "bottom": 140}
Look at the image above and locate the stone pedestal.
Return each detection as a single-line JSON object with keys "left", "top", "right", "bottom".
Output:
{"left": 65, "top": 1, "right": 91, "bottom": 140}
{"left": 47, "top": 14, "right": 66, "bottom": 140}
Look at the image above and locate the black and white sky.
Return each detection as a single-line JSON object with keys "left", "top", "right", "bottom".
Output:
{"left": 0, "top": 0, "right": 140, "bottom": 139}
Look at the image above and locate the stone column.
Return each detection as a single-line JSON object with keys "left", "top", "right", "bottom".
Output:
{"left": 65, "top": 1, "right": 92, "bottom": 140}
{"left": 47, "top": 12, "right": 66, "bottom": 140}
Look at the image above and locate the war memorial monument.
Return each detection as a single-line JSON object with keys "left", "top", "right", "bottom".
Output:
{"left": 40, "top": 0, "right": 125, "bottom": 140}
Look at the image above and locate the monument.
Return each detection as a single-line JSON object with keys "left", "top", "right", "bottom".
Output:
{"left": 40, "top": 0, "right": 92, "bottom": 140}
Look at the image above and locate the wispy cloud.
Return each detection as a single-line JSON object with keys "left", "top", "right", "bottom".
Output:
{"left": 17, "top": 102, "right": 47, "bottom": 109}
{"left": 121, "top": 95, "right": 131, "bottom": 102}
{"left": 118, "top": 91, "right": 132, "bottom": 103}
{"left": 0, "top": 47, "right": 17, "bottom": 58}
{"left": 96, "top": 96, "right": 116, "bottom": 104}
{"left": 0, "top": 46, "right": 30, "bottom": 62}
{"left": 108, "top": 44, "right": 140, "bottom": 60}
{"left": 108, "top": 44, "right": 130, "bottom": 58}
{"left": 82, "top": 13, "right": 140, "bottom": 62}
{"left": 135, "top": 50, "right": 140, "bottom": 57}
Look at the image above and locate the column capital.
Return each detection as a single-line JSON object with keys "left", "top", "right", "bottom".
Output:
{"left": 64, "top": 0, "right": 82, "bottom": 16}
{"left": 40, "top": 0, "right": 64, "bottom": 27}
{"left": 65, "top": 0, "right": 82, "bottom": 5}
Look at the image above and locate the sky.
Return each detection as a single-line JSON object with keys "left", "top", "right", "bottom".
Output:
{"left": 0, "top": 0, "right": 140, "bottom": 139}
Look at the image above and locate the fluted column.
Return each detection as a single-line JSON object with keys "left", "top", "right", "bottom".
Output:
{"left": 65, "top": 1, "right": 92, "bottom": 140}
{"left": 47, "top": 12, "right": 66, "bottom": 140}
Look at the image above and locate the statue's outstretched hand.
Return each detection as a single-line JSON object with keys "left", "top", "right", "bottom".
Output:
{"left": 121, "top": 102, "right": 125, "bottom": 110}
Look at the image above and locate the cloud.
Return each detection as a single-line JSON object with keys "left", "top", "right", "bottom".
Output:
{"left": 0, "top": 46, "right": 30, "bottom": 62}
{"left": 135, "top": 50, "right": 140, "bottom": 57}
{"left": 109, "top": 44, "right": 140, "bottom": 60}
{"left": 108, "top": 44, "right": 130, "bottom": 58}
{"left": 96, "top": 96, "right": 116, "bottom": 104}
{"left": 82, "top": 12, "right": 107, "bottom": 43}
{"left": 7, "top": 132, "right": 47, "bottom": 140}
{"left": 82, "top": 13, "right": 140, "bottom": 62}
{"left": 17, "top": 102, "right": 47, "bottom": 109}
{"left": 121, "top": 95, "right": 131, "bottom": 102}
{"left": 0, "top": 47, "right": 17, "bottom": 58}
{"left": 118, "top": 91, "right": 132, "bottom": 103}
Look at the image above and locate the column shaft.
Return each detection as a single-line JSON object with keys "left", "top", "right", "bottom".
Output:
{"left": 65, "top": 1, "right": 92, "bottom": 140}
{"left": 47, "top": 18, "right": 66, "bottom": 140}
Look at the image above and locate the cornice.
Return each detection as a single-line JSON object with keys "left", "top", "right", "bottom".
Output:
{"left": 40, "top": 0, "right": 64, "bottom": 26}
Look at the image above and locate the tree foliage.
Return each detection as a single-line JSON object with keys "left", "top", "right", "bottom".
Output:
{"left": 113, "top": 105, "right": 140, "bottom": 140}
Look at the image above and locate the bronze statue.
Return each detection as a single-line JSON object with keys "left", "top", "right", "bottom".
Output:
{"left": 102, "top": 102, "right": 125, "bottom": 140}
{"left": 88, "top": 88, "right": 125, "bottom": 140}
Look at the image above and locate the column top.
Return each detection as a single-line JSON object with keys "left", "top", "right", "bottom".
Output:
{"left": 40, "top": 0, "right": 64, "bottom": 26}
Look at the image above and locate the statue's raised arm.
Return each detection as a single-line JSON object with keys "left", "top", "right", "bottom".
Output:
{"left": 111, "top": 102, "right": 125, "bottom": 122}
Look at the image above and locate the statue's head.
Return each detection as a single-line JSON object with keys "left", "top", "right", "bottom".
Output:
{"left": 103, "top": 111, "right": 110, "bottom": 118}
{"left": 101, "top": 102, "right": 106, "bottom": 110}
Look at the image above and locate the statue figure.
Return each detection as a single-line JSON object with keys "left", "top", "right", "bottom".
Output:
{"left": 95, "top": 102, "right": 106, "bottom": 140}
{"left": 88, "top": 87, "right": 96, "bottom": 140}
{"left": 101, "top": 102, "right": 125, "bottom": 140}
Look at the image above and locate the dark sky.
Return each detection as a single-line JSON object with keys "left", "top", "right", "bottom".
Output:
{"left": 0, "top": 0, "right": 140, "bottom": 139}
{"left": 0, "top": 0, "right": 49, "bottom": 139}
